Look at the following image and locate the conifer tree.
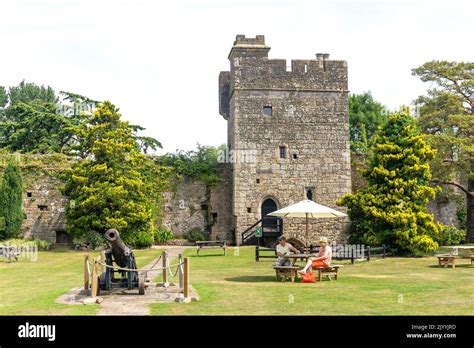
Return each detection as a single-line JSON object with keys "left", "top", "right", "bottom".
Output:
{"left": 64, "top": 101, "right": 154, "bottom": 246}
{"left": 338, "top": 112, "right": 443, "bottom": 254}
{"left": 0, "top": 159, "right": 24, "bottom": 240}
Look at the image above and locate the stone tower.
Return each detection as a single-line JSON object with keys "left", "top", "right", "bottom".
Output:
{"left": 219, "top": 35, "right": 351, "bottom": 246}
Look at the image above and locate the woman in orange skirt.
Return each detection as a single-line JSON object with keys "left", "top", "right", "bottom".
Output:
{"left": 298, "top": 237, "right": 332, "bottom": 274}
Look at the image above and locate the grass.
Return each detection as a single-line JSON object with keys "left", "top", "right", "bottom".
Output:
{"left": 0, "top": 247, "right": 160, "bottom": 315}
{"left": 1, "top": 246, "right": 473, "bottom": 315}
{"left": 149, "top": 247, "right": 474, "bottom": 315}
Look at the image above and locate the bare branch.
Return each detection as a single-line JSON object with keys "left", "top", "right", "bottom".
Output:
{"left": 432, "top": 179, "right": 473, "bottom": 196}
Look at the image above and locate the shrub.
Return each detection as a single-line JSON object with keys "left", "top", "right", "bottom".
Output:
{"left": 456, "top": 207, "right": 467, "bottom": 231}
{"left": 72, "top": 231, "right": 105, "bottom": 250}
{"left": 129, "top": 231, "right": 154, "bottom": 248}
{"left": 2, "top": 238, "right": 52, "bottom": 250}
{"left": 185, "top": 228, "right": 207, "bottom": 242}
{"left": 437, "top": 225, "right": 466, "bottom": 246}
{"left": 154, "top": 228, "right": 175, "bottom": 244}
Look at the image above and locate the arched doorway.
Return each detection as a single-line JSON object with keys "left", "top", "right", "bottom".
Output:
{"left": 261, "top": 198, "right": 278, "bottom": 225}
{"left": 261, "top": 198, "right": 282, "bottom": 247}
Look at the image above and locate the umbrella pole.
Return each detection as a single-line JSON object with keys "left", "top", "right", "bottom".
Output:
{"left": 305, "top": 213, "right": 309, "bottom": 254}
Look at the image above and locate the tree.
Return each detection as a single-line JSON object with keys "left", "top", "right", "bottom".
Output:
{"left": 8, "top": 80, "right": 57, "bottom": 105}
{"left": 0, "top": 159, "right": 24, "bottom": 240}
{"left": 337, "top": 112, "right": 443, "bottom": 254}
{"left": 0, "top": 82, "right": 79, "bottom": 153}
{"left": 0, "top": 86, "right": 7, "bottom": 109}
{"left": 412, "top": 61, "right": 474, "bottom": 242}
{"left": 159, "top": 144, "right": 225, "bottom": 187}
{"left": 64, "top": 101, "right": 155, "bottom": 247}
{"left": 349, "top": 92, "right": 389, "bottom": 154}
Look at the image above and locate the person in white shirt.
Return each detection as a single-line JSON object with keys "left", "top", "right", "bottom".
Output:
{"left": 275, "top": 236, "right": 300, "bottom": 266}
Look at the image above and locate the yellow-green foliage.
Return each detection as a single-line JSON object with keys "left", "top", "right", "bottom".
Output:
{"left": 338, "top": 112, "right": 443, "bottom": 254}
{"left": 64, "top": 102, "right": 157, "bottom": 247}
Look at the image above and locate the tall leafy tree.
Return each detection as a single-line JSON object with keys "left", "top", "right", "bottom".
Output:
{"left": 337, "top": 112, "right": 442, "bottom": 254}
{"left": 0, "top": 159, "right": 24, "bottom": 240}
{"left": 412, "top": 61, "right": 474, "bottom": 242}
{"left": 64, "top": 101, "right": 155, "bottom": 246}
{"left": 349, "top": 92, "right": 389, "bottom": 154}
{"left": 0, "top": 82, "right": 79, "bottom": 153}
{"left": 8, "top": 80, "right": 57, "bottom": 105}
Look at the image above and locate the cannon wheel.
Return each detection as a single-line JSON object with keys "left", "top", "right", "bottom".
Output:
{"left": 138, "top": 274, "right": 146, "bottom": 295}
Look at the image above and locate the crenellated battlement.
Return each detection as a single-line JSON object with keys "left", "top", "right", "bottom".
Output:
{"left": 219, "top": 35, "right": 348, "bottom": 119}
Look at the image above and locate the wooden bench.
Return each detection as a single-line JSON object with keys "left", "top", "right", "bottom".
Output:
{"left": 273, "top": 265, "right": 302, "bottom": 282}
{"left": 314, "top": 265, "right": 343, "bottom": 281}
{"left": 436, "top": 254, "right": 474, "bottom": 268}
{"left": 196, "top": 240, "right": 227, "bottom": 256}
{"left": 0, "top": 245, "right": 21, "bottom": 262}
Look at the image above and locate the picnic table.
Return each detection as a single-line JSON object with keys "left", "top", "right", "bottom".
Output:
{"left": 196, "top": 240, "right": 227, "bottom": 256}
{"left": 0, "top": 245, "right": 21, "bottom": 262}
{"left": 273, "top": 253, "right": 342, "bottom": 282}
{"left": 436, "top": 246, "right": 474, "bottom": 268}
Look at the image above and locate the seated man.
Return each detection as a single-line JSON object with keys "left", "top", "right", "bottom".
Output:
{"left": 275, "top": 236, "right": 300, "bottom": 266}
{"left": 299, "top": 237, "right": 332, "bottom": 274}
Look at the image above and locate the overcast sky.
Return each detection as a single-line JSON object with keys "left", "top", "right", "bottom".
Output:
{"left": 1, "top": 0, "right": 472, "bottom": 154}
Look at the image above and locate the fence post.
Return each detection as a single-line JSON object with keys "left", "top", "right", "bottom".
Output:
{"left": 383, "top": 245, "right": 386, "bottom": 259}
{"left": 178, "top": 254, "right": 184, "bottom": 290}
{"left": 100, "top": 251, "right": 106, "bottom": 273}
{"left": 351, "top": 247, "right": 355, "bottom": 264}
{"left": 162, "top": 250, "right": 168, "bottom": 286}
{"left": 367, "top": 245, "right": 371, "bottom": 262}
{"left": 255, "top": 246, "right": 259, "bottom": 262}
{"left": 91, "top": 257, "right": 98, "bottom": 298}
{"left": 84, "top": 255, "right": 90, "bottom": 290}
{"left": 183, "top": 257, "right": 189, "bottom": 298}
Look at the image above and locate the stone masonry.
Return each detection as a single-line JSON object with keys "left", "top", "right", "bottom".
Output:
{"left": 219, "top": 35, "right": 352, "bottom": 245}
{"left": 22, "top": 173, "right": 67, "bottom": 243}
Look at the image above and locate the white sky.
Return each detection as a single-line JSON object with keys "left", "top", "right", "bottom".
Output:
{"left": 1, "top": 0, "right": 472, "bottom": 154}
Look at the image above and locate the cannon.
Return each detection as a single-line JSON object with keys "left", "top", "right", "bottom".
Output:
{"left": 98, "top": 229, "right": 146, "bottom": 295}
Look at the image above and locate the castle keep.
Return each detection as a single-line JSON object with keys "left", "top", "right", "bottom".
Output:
{"left": 15, "top": 36, "right": 462, "bottom": 246}
{"left": 218, "top": 35, "right": 352, "bottom": 245}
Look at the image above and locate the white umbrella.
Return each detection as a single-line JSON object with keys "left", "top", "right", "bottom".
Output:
{"left": 268, "top": 200, "right": 347, "bottom": 252}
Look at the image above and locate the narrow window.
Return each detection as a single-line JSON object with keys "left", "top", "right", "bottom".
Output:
{"left": 263, "top": 106, "right": 272, "bottom": 117}
{"left": 279, "top": 146, "right": 287, "bottom": 159}
{"left": 247, "top": 207, "right": 252, "bottom": 213}
{"left": 304, "top": 64, "right": 308, "bottom": 73}
{"left": 37, "top": 205, "right": 48, "bottom": 211}
{"left": 306, "top": 187, "right": 315, "bottom": 201}
{"left": 212, "top": 213, "right": 218, "bottom": 222}
{"left": 293, "top": 154, "right": 298, "bottom": 159}
{"left": 27, "top": 192, "right": 32, "bottom": 197}
{"left": 256, "top": 178, "right": 260, "bottom": 184}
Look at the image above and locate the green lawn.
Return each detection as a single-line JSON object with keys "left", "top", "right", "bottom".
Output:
{"left": 0, "top": 247, "right": 160, "bottom": 315}
{"left": 1, "top": 246, "right": 473, "bottom": 315}
{"left": 150, "top": 247, "right": 474, "bottom": 315}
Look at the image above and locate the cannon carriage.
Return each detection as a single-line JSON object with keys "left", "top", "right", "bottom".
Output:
{"left": 98, "top": 229, "right": 147, "bottom": 295}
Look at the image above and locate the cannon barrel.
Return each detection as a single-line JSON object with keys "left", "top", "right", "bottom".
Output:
{"left": 104, "top": 229, "right": 132, "bottom": 268}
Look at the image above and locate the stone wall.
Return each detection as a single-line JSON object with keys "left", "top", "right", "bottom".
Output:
{"left": 162, "top": 166, "right": 233, "bottom": 241}
{"left": 162, "top": 176, "right": 208, "bottom": 238}
{"left": 220, "top": 35, "right": 352, "bottom": 246}
{"left": 21, "top": 173, "right": 67, "bottom": 243}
